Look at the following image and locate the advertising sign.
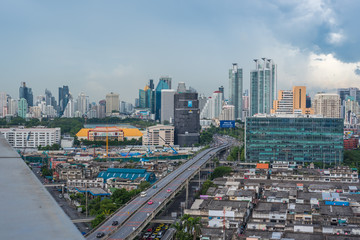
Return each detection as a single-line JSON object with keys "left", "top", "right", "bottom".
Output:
{"left": 220, "top": 120, "right": 236, "bottom": 128}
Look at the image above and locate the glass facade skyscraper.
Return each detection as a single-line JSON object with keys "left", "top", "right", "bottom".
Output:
{"left": 229, "top": 63, "right": 243, "bottom": 120}
{"left": 250, "top": 58, "right": 276, "bottom": 116}
{"left": 245, "top": 115, "right": 344, "bottom": 163}
{"left": 155, "top": 78, "right": 171, "bottom": 121}
{"left": 19, "top": 82, "right": 33, "bottom": 107}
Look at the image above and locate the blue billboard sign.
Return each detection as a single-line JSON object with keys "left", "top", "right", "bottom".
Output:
{"left": 220, "top": 120, "right": 236, "bottom": 128}
{"left": 188, "top": 101, "right": 193, "bottom": 107}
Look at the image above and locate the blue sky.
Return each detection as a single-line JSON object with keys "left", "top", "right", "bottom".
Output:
{"left": 1, "top": 0, "right": 360, "bottom": 103}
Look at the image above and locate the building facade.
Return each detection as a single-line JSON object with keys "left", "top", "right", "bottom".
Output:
{"left": 229, "top": 63, "right": 243, "bottom": 120}
{"left": 271, "top": 86, "right": 313, "bottom": 115}
{"left": 142, "top": 125, "right": 175, "bottom": 146}
{"left": 160, "top": 89, "right": 175, "bottom": 124}
{"left": 19, "top": 82, "right": 33, "bottom": 107}
{"left": 250, "top": 58, "right": 277, "bottom": 116}
{"left": 200, "top": 91, "right": 223, "bottom": 120}
{"left": 58, "top": 85, "right": 70, "bottom": 117}
{"left": 155, "top": 78, "right": 171, "bottom": 121}
{"left": 245, "top": 115, "right": 343, "bottom": 163}
{"left": 313, "top": 93, "right": 341, "bottom": 118}
{"left": 174, "top": 92, "right": 200, "bottom": 146}
{"left": 18, "top": 98, "right": 28, "bottom": 118}
{"left": 0, "top": 127, "right": 61, "bottom": 148}
{"left": 105, "top": 92, "right": 119, "bottom": 116}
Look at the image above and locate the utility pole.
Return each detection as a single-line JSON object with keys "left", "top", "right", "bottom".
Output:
{"left": 85, "top": 182, "right": 88, "bottom": 217}
{"left": 185, "top": 179, "right": 189, "bottom": 209}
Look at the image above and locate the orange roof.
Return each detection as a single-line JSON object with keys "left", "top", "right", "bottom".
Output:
{"left": 256, "top": 163, "right": 269, "bottom": 169}
{"left": 76, "top": 128, "right": 91, "bottom": 137}
{"left": 121, "top": 128, "right": 143, "bottom": 137}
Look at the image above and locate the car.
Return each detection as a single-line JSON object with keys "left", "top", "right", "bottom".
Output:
{"left": 143, "top": 232, "right": 151, "bottom": 238}
{"left": 148, "top": 200, "right": 153, "bottom": 205}
{"left": 166, "top": 188, "right": 171, "bottom": 193}
{"left": 96, "top": 232, "right": 105, "bottom": 238}
{"left": 141, "top": 191, "right": 147, "bottom": 197}
{"left": 146, "top": 228, "right": 153, "bottom": 232}
{"left": 156, "top": 227, "right": 161, "bottom": 232}
{"left": 151, "top": 233, "right": 157, "bottom": 238}
{"left": 112, "top": 220, "right": 119, "bottom": 226}
{"left": 153, "top": 185, "right": 157, "bottom": 189}
{"left": 164, "top": 225, "right": 168, "bottom": 230}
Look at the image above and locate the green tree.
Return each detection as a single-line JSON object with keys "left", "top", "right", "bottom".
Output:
{"left": 211, "top": 166, "right": 232, "bottom": 180}
{"left": 91, "top": 213, "right": 106, "bottom": 228}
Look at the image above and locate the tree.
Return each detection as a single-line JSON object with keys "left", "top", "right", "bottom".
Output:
{"left": 211, "top": 166, "right": 232, "bottom": 180}
{"left": 91, "top": 213, "right": 106, "bottom": 228}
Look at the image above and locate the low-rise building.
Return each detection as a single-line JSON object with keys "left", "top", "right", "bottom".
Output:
{"left": 142, "top": 125, "right": 175, "bottom": 146}
{"left": 0, "top": 126, "right": 60, "bottom": 148}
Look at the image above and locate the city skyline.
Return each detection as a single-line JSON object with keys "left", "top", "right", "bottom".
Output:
{"left": 1, "top": 1, "right": 360, "bottom": 102}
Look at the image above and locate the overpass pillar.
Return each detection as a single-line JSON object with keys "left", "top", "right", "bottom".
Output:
{"left": 185, "top": 179, "right": 189, "bottom": 209}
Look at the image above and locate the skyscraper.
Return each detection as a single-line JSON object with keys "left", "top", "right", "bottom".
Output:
{"left": 174, "top": 90, "right": 200, "bottom": 147}
{"left": 155, "top": 78, "right": 171, "bottom": 121}
{"left": 161, "top": 89, "right": 176, "bottom": 124}
{"left": 18, "top": 98, "right": 28, "bottom": 118}
{"left": 250, "top": 58, "right": 277, "bottom": 116}
{"left": 77, "top": 92, "right": 89, "bottom": 116}
{"left": 105, "top": 92, "right": 120, "bottom": 116}
{"left": 19, "top": 82, "right": 33, "bottom": 107}
{"left": 313, "top": 93, "right": 341, "bottom": 118}
{"left": 98, "top": 100, "right": 106, "bottom": 119}
{"left": 200, "top": 91, "right": 224, "bottom": 120}
{"left": 337, "top": 87, "right": 360, "bottom": 118}
{"left": 159, "top": 76, "right": 172, "bottom": 89}
{"left": 229, "top": 63, "right": 243, "bottom": 120}
{"left": 58, "top": 86, "right": 69, "bottom": 117}
{"left": 0, "top": 92, "right": 7, "bottom": 118}
{"left": 45, "top": 89, "right": 57, "bottom": 108}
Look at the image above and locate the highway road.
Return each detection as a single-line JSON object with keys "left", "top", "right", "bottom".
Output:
{"left": 86, "top": 135, "right": 231, "bottom": 240}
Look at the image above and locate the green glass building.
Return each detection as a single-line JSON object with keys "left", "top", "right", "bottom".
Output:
{"left": 245, "top": 115, "right": 344, "bottom": 163}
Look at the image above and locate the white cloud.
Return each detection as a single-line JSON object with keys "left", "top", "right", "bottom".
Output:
{"left": 327, "top": 32, "right": 346, "bottom": 45}
{"left": 305, "top": 53, "right": 360, "bottom": 89}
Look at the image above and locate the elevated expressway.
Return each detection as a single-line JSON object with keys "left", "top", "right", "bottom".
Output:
{"left": 86, "top": 136, "right": 231, "bottom": 240}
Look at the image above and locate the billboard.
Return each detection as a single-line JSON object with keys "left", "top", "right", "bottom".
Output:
{"left": 220, "top": 120, "right": 235, "bottom": 128}
{"left": 188, "top": 101, "right": 193, "bottom": 107}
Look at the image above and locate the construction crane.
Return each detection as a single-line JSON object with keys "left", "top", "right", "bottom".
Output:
{"left": 22, "top": 131, "right": 32, "bottom": 159}
{"left": 158, "top": 135, "right": 178, "bottom": 154}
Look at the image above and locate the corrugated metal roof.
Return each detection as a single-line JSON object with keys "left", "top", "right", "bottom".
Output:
{"left": 97, "top": 168, "right": 154, "bottom": 182}
{"left": 0, "top": 135, "right": 84, "bottom": 240}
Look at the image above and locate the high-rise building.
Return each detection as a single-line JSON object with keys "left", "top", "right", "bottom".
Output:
{"left": 337, "top": 87, "right": 360, "bottom": 118}
{"left": 219, "top": 104, "right": 235, "bottom": 121}
{"left": 18, "top": 98, "right": 28, "bottom": 118}
{"left": 105, "top": 92, "right": 120, "bottom": 116}
{"left": 58, "top": 86, "right": 70, "bottom": 117}
{"left": 98, "top": 100, "right": 106, "bottom": 119}
{"left": 77, "top": 92, "right": 89, "bottom": 116}
{"left": 159, "top": 76, "right": 172, "bottom": 89}
{"left": 62, "top": 94, "right": 74, "bottom": 118}
{"left": 198, "top": 95, "right": 208, "bottom": 113}
{"left": 155, "top": 78, "right": 171, "bottom": 121}
{"left": 250, "top": 58, "right": 277, "bottom": 116}
{"left": 218, "top": 86, "right": 224, "bottom": 101}
{"left": 271, "top": 86, "right": 313, "bottom": 115}
{"left": 306, "top": 94, "right": 312, "bottom": 108}
{"left": 0, "top": 92, "right": 7, "bottom": 118}
{"left": 200, "top": 91, "right": 223, "bottom": 119}
{"left": 8, "top": 98, "right": 18, "bottom": 117}
{"left": 19, "top": 82, "right": 33, "bottom": 107}
{"left": 242, "top": 90, "right": 250, "bottom": 120}
{"left": 161, "top": 89, "right": 176, "bottom": 124}
{"left": 229, "top": 63, "right": 243, "bottom": 120}
{"left": 177, "top": 82, "right": 186, "bottom": 93}
{"left": 148, "top": 79, "right": 154, "bottom": 90}
{"left": 344, "top": 96, "right": 360, "bottom": 127}
{"left": 245, "top": 115, "right": 343, "bottom": 163}
{"left": 45, "top": 89, "right": 57, "bottom": 108}
{"left": 313, "top": 93, "right": 341, "bottom": 118}
{"left": 174, "top": 90, "right": 200, "bottom": 147}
